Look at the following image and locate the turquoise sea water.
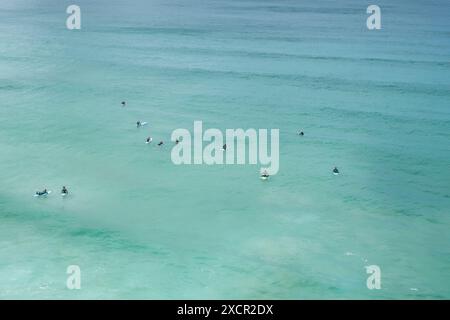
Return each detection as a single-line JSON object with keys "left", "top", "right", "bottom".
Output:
{"left": 0, "top": 0, "right": 449, "bottom": 299}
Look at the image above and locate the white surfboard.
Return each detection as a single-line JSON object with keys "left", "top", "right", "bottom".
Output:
{"left": 146, "top": 138, "right": 153, "bottom": 144}
{"left": 260, "top": 176, "right": 269, "bottom": 180}
{"left": 138, "top": 122, "right": 148, "bottom": 127}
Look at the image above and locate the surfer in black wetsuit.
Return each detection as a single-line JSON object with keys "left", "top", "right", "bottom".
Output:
{"left": 146, "top": 137, "right": 152, "bottom": 143}
{"left": 297, "top": 130, "right": 304, "bottom": 136}
{"left": 136, "top": 121, "right": 141, "bottom": 128}
{"left": 333, "top": 167, "right": 339, "bottom": 174}
{"left": 261, "top": 170, "right": 269, "bottom": 178}
{"left": 36, "top": 189, "right": 48, "bottom": 196}
{"left": 158, "top": 141, "right": 164, "bottom": 146}
{"left": 61, "top": 186, "right": 68, "bottom": 195}
{"left": 175, "top": 139, "right": 179, "bottom": 145}
{"left": 121, "top": 101, "right": 126, "bottom": 107}
{"left": 223, "top": 144, "right": 227, "bottom": 151}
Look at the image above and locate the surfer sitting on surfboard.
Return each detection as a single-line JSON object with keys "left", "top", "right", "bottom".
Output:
{"left": 261, "top": 170, "right": 269, "bottom": 179}
{"left": 61, "top": 186, "right": 68, "bottom": 195}
{"left": 333, "top": 166, "right": 339, "bottom": 175}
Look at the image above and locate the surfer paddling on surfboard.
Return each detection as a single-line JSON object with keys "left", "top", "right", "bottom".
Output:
{"left": 35, "top": 189, "right": 50, "bottom": 197}
{"left": 333, "top": 166, "right": 340, "bottom": 175}
{"left": 136, "top": 121, "right": 148, "bottom": 128}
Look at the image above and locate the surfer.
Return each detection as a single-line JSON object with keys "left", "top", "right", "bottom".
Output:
{"left": 261, "top": 170, "right": 269, "bottom": 179}
{"left": 222, "top": 144, "right": 227, "bottom": 151}
{"left": 297, "top": 130, "right": 304, "bottom": 136}
{"left": 175, "top": 139, "right": 179, "bottom": 145}
{"left": 61, "top": 186, "right": 68, "bottom": 195}
{"left": 136, "top": 121, "right": 141, "bottom": 128}
{"left": 121, "top": 101, "right": 126, "bottom": 107}
{"left": 333, "top": 166, "right": 339, "bottom": 174}
{"left": 158, "top": 141, "right": 164, "bottom": 146}
{"left": 36, "top": 189, "right": 48, "bottom": 196}
{"left": 146, "top": 137, "right": 152, "bottom": 143}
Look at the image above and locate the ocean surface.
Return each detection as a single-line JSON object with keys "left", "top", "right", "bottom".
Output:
{"left": 0, "top": 0, "right": 449, "bottom": 299}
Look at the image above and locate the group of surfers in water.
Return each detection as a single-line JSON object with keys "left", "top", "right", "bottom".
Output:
{"left": 35, "top": 106, "right": 341, "bottom": 196}
{"left": 35, "top": 186, "right": 68, "bottom": 197}
{"left": 139, "top": 116, "right": 340, "bottom": 180}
